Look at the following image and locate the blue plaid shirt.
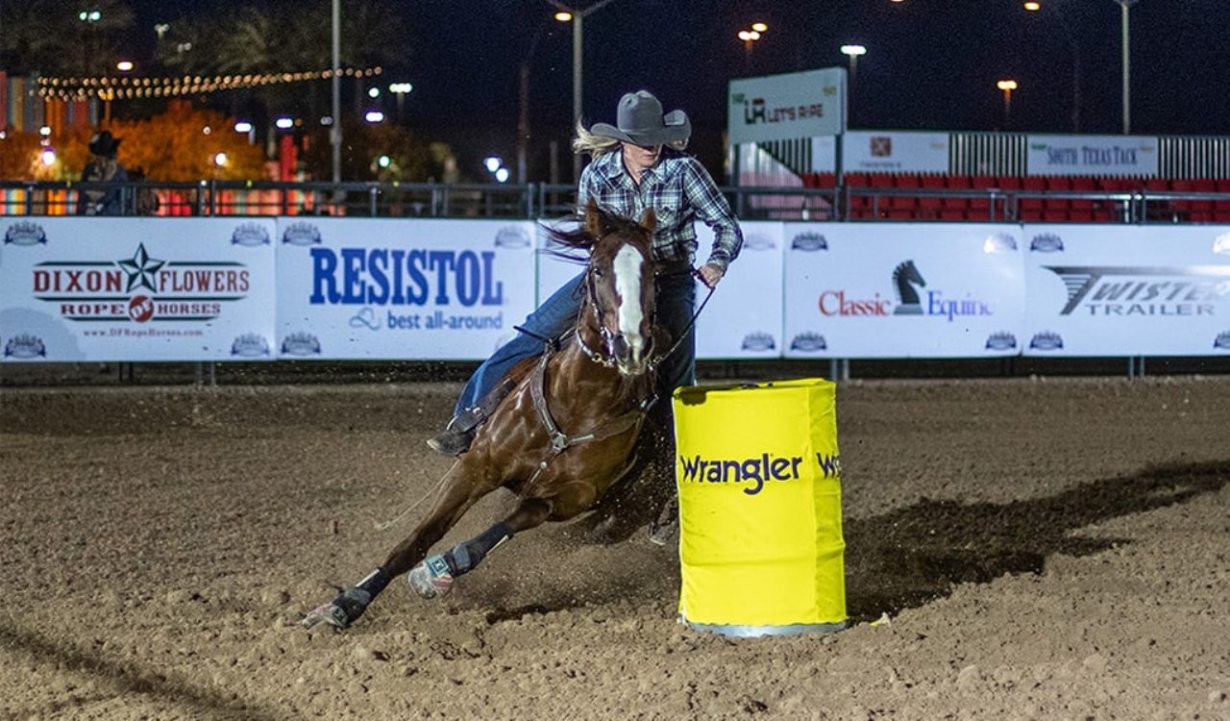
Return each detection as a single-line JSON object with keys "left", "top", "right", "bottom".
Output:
{"left": 577, "top": 149, "right": 743, "bottom": 272}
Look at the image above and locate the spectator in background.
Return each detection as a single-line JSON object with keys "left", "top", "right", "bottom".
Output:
{"left": 77, "top": 130, "right": 129, "bottom": 216}
{"left": 126, "top": 167, "right": 161, "bottom": 216}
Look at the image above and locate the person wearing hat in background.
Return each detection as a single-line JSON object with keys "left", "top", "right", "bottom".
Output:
{"left": 77, "top": 130, "right": 129, "bottom": 216}
{"left": 429, "top": 89, "right": 743, "bottom": 478}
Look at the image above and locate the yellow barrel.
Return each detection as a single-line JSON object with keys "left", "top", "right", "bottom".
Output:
{"left": 673, "top": 378, "right": 846, "bottom": 637}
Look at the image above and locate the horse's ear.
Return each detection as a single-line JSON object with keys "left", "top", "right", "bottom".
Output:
{"left": 639, "top": 208, "right": 657, "bottom": 233}
{"left": 584, "top": 200, "right": 605, "bottom": 237}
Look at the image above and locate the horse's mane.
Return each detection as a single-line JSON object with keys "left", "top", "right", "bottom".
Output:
{"left": 542, "top": 206, "right": 652, "bottom": 266}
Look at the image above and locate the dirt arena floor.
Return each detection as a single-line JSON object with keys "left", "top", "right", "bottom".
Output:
{"left": 2, "top": 376, "right": 1229, "bottom": 720}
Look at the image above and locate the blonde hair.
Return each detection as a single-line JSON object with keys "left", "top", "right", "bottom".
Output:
{"left": 571, "top": 120, "right": 690, "bottom": 157}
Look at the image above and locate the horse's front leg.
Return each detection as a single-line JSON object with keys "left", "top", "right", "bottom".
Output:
{"left": 406, "top": 497, "right": 552, "bottom": 599}
{"left": 302, "top": 463, "right": 492, "bottom": 630}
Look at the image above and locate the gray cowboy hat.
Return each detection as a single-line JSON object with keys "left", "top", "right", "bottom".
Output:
{"left": 590, "top": 90, "right": 691, "bottom": 147}
{"left": 88, "top": 130, "right": 122, "bottom": 157}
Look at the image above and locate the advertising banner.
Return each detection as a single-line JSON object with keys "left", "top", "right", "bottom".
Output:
{"left": 276, "top": 218, "right": 537, "bottom": 360}
{"left": 841, "top": 131, "right": 950, "bottom": 174}
{"left": 536, "top": 221, "right": 784, "bottom": 360}
{"left": 728, "top": 67, "right": 847, "bottom": 144}
{"left": 0, "top": 218, "right": 276, "bottom": 362}
{"left": 782, "top": 223, "right": 1026, "bottom": 358}
{"left": 1026, "top": 134, "right": 1159, "bottom": 177}
{"left": 1023, "top": 225, "right": 1230, "bottom": 356}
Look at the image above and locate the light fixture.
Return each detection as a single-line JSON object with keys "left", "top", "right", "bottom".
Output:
{"left": 997, "top": 79, "right": 1018, "bottom": 91}
{"left": 40, "top": 148, "right": 57, "bottom": 166}
{"left": 1024, "top": 1, "right": 1041, "bottom": 9}
{"left": 320, "top": 116, "right": 334, "bottom": 126}
{"left": 368, "top": 87, "right": 380, "bottom": 98}
{"left": 389, "top": 82, "right": 412, "bottom": 94}
{"left": 841, "top": 44, "right": 867, "bottom": 56}
{"left": 39, "top": 126, "right": 51, "bottom": 136}
{"left": 275, "top": 116, "right": 294, "bottom": 129}
{"left": 554, "top": 11, "right": 573, "bottom": 21}
{"left": 495, "top": 168, "right": 510, "bottom": 183}
{"left": 484, "top": 156, "right": 502, "bottom": 173}
{"left": 377, "top": 155, "right": 391, "bottom": 169}
{"left": 116, "top": 60, "right": 135, "bottom": 72}
{"left": 751, "top": 22, "right": 767, "bottom": 32}
{"left": 213, "top": 152, "right": 228, "bottom": 167}
{"left": 234, "top": 121, "right": 253, "bottom": 133}
{"left": 364, "top": 110, "right": 385, "bottom": 123}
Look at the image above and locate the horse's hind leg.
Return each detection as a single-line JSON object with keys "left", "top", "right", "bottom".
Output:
{"left": 407, "top": 498, "right": 552, "bottom": 599}
{"left": 302, "top": 466, "right": 492, "bottom": 629}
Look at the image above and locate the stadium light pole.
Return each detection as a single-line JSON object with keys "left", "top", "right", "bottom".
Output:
{"left": 331, "top": 0, "right": 342, "bottom": 183}
{"left": 997, "top": 79, "right": 1018, "bottom": 129}
{"left": 546, "top": 0, "right": 622, "bottom": 181}
{"left": 1112, "top": 0, "right": 1140, "bottom": 134}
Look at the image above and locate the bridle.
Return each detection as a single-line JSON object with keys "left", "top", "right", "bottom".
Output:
{"left": 574, "top": 242, "right": 716, "bottom": 374}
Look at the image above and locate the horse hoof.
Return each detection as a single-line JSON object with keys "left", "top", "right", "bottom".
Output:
{"left": 301, "top": 587, "right": 372, "bottom": 629}
{"left": 407, "top": 554, "right": 454, "bottom": 599}
{"left": 301, "top": 602, "right": 351, "bottom": 629}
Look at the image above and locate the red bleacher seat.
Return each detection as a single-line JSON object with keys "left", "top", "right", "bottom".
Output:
{"left": 997, "top": 176, "right": 1022, "bottom": 190}
{"left": 1070, "top": 177, "right": 1096, "bottom": 191}
{"left": 1042, "top": 209, "right": 1068, "bottom": 222}
{"left": 1045, "top": 176, "right": 1072, "bottom": 191}
{"left": 843, "top": 172, "right": 868, "bottom": 187}
{"left": 940, "top": 208, "right": 966, "bottom": 221}
{"left": 946, "top": 175, "right": 972, "bottom": 189}
{"left": 894, "top": 174, "right": 920, "bottom": 189}
{"left": 869, "top": 173, "right": 894, "bottom": 188}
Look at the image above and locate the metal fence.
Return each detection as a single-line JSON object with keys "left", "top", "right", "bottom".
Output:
{"left": 2, "top": 178, "right": 1228, "bottom": 224}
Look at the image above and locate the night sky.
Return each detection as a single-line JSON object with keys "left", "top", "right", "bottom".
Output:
{"left": 125, "top": 0, "right": 1230, "bottom": 179}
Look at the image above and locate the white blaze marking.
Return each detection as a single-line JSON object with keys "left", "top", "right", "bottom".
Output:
{"left": 612, "top": 245, "right": 645, "bottom": 358}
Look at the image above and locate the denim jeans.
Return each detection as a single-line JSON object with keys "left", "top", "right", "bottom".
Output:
{"left": 453, "top": 268, "right": 698, "bottom": 417}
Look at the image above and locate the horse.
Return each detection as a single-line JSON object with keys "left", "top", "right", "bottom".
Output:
{"left": 303, "top": 203, "right": 667, "bottom": 629}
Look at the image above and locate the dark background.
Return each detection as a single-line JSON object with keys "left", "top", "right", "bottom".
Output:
{"left": 120, "top": 0, "right": 1230, "bottom": 179}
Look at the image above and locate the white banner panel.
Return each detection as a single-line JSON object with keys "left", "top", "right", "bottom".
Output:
{"left": 782, "top": 223, "right": 1026, "bottom": 358}
{"left": 536, "top": 221, "right": 784, "bottom": 359}
{"left": 0, "top": 218, "right": 276, "bottom": 361}
{"left": 728, "top": 67, "right": 847, "bottom": 144}
{"left": 1023, "top": 225, "right": 1230, "bottom": 356}
{"left": 1026, "top": 135, "right": 1159, "bottom": 176}
{"left": 694, "top": 221, "right": 784, "bottom": 358}
{"left": 276, "top": 218, "right": 536, "bottom": 360}
{"left": 842, "top": 131, "right": 950, "bottom": 174}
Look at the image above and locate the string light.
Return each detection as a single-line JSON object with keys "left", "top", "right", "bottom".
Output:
{"left": 34, "top": 66, "right": 383, "bottom": 101}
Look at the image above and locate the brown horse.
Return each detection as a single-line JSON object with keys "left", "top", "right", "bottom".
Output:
{"left": 303, "top": 204, "right": 666, "bottom": 629}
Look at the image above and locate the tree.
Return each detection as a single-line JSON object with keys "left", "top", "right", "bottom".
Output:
{"left": 300, "top": 120, "right": 458, "bottom": 184}
{"left": 0, "top": 0, "right": 135, "bottom": 76}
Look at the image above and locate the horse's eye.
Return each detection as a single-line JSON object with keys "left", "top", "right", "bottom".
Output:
{"left": 591, "top": 268, "right": 603, "bottom": 278}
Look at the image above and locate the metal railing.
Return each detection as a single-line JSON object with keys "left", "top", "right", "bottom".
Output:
{"left": 2, "top": 179, "right": 1228, "bottom": 224}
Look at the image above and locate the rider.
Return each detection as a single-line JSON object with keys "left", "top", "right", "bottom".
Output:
{"left": 428, "top": 89, "right": 743, "bottom": 456}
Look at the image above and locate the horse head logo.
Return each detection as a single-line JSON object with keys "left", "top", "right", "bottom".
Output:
{"left": 892, "top": 259, "right": 927, "bottom": 316}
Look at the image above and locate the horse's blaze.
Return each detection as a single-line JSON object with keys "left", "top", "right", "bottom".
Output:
{"left": 612, "top": 244, "right": 649, "bottom": 375}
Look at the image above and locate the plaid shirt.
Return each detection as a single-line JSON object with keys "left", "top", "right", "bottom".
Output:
{"left": 577, "top": 149, "right": 743, "bottom": 272}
